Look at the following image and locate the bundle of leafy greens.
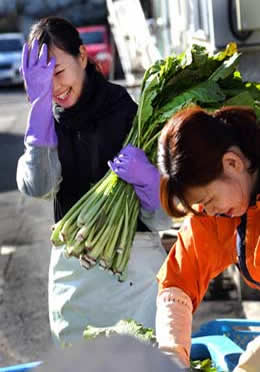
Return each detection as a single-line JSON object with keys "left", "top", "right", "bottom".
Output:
{"left": 83, "top": 319, "right": 217, "bottom": 371}
{"left": 83, "top": 319, "right": 157, "bottom": 345}
{"left": 50, "top": 42, "right": 260, "bottom": 280}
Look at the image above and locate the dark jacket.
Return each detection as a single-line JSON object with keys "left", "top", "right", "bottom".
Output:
{"left": 53, "top": 63, "right": 149, "bottom": 231}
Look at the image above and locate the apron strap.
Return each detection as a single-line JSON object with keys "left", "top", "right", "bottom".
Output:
{"left": 236, "top": 213, "right": 260, "bottom": 287}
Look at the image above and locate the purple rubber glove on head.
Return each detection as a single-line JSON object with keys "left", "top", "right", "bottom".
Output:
{"left": 108, "top": 144, "right": 160, "bottom": 212}
{"left": 21, "top": 39, "right": 57, "bottom": 147}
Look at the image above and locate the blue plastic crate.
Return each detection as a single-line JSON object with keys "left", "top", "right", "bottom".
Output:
{"left": 191, "top": 335, "right": 243, "bottom": 371}
{"left": 0, "top": 361, "right": 42, "bottom": 372}
{"left": 191, "top": 318, "right": 260, "bottom": 371}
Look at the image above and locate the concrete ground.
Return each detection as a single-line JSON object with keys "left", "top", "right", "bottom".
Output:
{"left": 0, "top": 86, "right": 53, "bottom": 366}
{"left": 0, "top": 192, "right": 53, "bottom": 366}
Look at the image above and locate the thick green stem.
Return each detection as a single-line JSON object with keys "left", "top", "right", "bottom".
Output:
{"left": 50, "top": 219, "right": 66, "bottom": 246}
{"left": 100, "top": 213, "right": 125, "bottom": 269}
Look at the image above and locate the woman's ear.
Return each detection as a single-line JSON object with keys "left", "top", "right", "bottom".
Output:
{"left": 222, "top": 151, "right": 246, "bottom": 176}
{"left": 79, "top": 45, "right": 88, "bottom": 68}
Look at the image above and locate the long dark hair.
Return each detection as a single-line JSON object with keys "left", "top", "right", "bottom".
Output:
{"left": 158, "top": 105, "right": 260, "bottom": 218}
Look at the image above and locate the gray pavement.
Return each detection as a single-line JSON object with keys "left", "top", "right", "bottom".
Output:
{"left": 0, "top": 87, "right": 53, "bottom": 366}
{"left": 0, "top": 86, "right": 260, "bottom": 369}
{"left": 0, "top": 191, "right": 53, "bottom": 366}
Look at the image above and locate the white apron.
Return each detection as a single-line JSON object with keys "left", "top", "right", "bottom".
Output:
{"left": 48, "top": 231, "right": 167, "bottom": 345}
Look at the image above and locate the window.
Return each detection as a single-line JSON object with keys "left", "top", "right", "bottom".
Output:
{"left": 191, "top": 0, "right": 210, "bottom": 40}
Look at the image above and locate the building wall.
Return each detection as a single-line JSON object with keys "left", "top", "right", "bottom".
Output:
{"left": 239, "top": 51, "right": 260, "bottom": 82}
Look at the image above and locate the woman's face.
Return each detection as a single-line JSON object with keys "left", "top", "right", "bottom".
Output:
{"left": 49, "top": 44, "right": 87, "bottom": 108}
{"left": 185, "top": 150, "right": 258, "bottom": 217}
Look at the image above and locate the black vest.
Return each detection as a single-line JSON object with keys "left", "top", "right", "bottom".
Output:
{"left": 53, "top": 62, "right": 150, "bottom": 232}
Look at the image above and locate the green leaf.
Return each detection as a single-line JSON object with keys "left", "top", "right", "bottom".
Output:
{"left": 209, "top": 52, "right": 241, "bottom": 82}
{"left": 218, "top": 73, "right": 244, "bottom": 95}
{"left": 245, "top": 81, "right": 260, "bottom": 101}
{"left": 213, "top": 41, "right": 238, "bottom": 61}
{"left": 224, "top": 90, "right": 255, "bottom": 107}
{"left": 190, "top": 358, "right": 217, "bottom": 371}
{"left": 253, "top": 101, "right": 260, "bottom": 120}
{"left": 137, "top": 76, "right": 159, "bottom": 141}
{"left": 154, "top": 80, "right": 226, "bottom": 124}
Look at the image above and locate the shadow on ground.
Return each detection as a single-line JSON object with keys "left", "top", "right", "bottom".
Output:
{"left": 0, "top": 84, "right": 24, "bottom": 94}
{"left": 0, "top": 132, "right": 24, "bottom": 192}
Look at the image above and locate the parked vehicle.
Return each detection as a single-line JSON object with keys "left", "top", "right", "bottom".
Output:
{"left": 77, "top": 25, "right": 112, "bottom": 78}
{"left": 0, "top": 33, "right": 24, "bottom": 86}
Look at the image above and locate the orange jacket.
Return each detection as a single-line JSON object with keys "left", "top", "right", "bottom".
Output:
{"left": 157, "top": 200, "right": 260, "bottom": 312}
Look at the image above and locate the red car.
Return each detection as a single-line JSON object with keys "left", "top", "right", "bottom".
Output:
{"left": 77, "top": 25, "right": 112, "bottom": 78}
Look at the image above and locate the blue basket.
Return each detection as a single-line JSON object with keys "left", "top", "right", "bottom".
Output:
{"left": 191, "top": 318, "right": 260, "bottom": 371}
{"left": 0, "top": 361, "right": 42, "bottom": 372}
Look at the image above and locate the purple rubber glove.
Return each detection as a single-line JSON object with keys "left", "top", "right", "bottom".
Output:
{"left": 21, "top": 39, "right": 57, "bottom": 147}
{"left": 108, "top": 144, "right": 160, "bottom": 211}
